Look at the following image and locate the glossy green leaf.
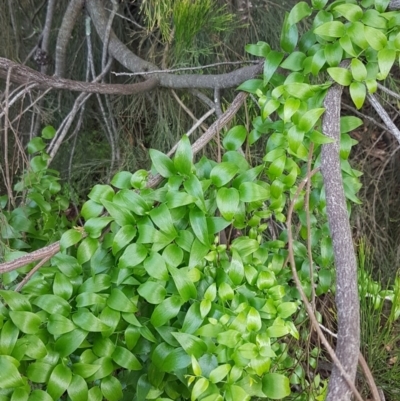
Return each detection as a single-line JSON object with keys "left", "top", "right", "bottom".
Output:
{"left": 216, "top": 187, "right": 239, "bottom": 221}
{"left": 81, "top": 199, "right": 104, "bottom": 220}
{"left": 191, "top": 378, "right": 209, "bottom": 401}
{"left": 102, "top": 200, "right": 135, "bottom": 226}
{"left": 288, "top": 125, "right": 305, "bottom": 152}
{"left": 9, "top": 311, "right": 41, "bottom": 334}
{"left": 182, "top": 303, "right": 203, "bottom": 334}
{"left": 364, "top": 26, "right": 387, "bottom": 50}
{"left": 264, "top": 51, "right": 284, "bottom": 85}
{"left": 0, "top": 290, "right": 31, "bottom": 311}
{"left": 112, "top": 225, "right": 136, "bottom": 255}
{"left": 223, "top": 126, "right": 247, "bottom": 151}
{"left": 351, "top": 58, "right": 367, "bottom": 81}
{"left": 309, "top": 130, "right": 334, "bottom": 144}
{"left": 340, "top": 116, "right": 363, "bottom": 133}
{"left": 288, "top": 2, "right": 311, "bottom": 25}
{"left": 33, "top": 294, "right": 71, "bottom": 316}
{"left": 247, "top": 307, "right": 262, "bottom": 331}
{"left": 0, "top": 320, "right": 19, "bottom": 355}
{"left": 239, "top": 182, "right": 269, "bottom": 202}
{"left": 112, "top": 346, "right": 142, "bottom": 370}
{"left": 281, "top": 52, "right": 306, "bottom": 72}
{"left": 284, "top": 83, "right": 314, "bottom": 99}
{"left": 101, "top": 376, "right": 123, "bottom": 401}
{"left": 262, "top": 373, "right": 291, "bottom": 399}
{"left": 0, "top": 356, "right": 23, "bottom": 388}
{"left": 72, "top": 363, "right": 101, "bottom": 378}
{"left": 347, "top": 21, "right": 369, "bottom": 50}
{"left": 86, "top": 357, "right": 114, "bottom": 381}
{"left": 362, "top": 9, "right": 387, "bottom": 29}
{"left": 324, "top": 41, "right": 343, "bottom": 67}
{"left": 327, "top": 67, "right": 352, "bottom": 86}
{"left": 226, "top": 385, "right": 251, "bottom": 401}
{"left": 68, "top": 374, "right": 88, "bottom": 401}
{"left": 107, "top": 289, "right": 137, "bottom": 313}
{"left": 27, "top": 362, "right": 54, "bottom": 384}
{"left": 168, "top": 265, "right": 197, "bottom": 302}
{"left": 245, "top": 42, "right": 270, "bottom": 57}
{"left": 277, "top": 302, "right": 298, "bottom": 318}
{"left": 314, "top": 21, "right": 345, "bottom": 38}
{"left": 27, "top": 137, "right": 46, "bottom": 154}
{"left": 350, "top": 81, "right": 366, "bottom": 109}
{"left": 60, "top": 229, "right": 82, "bottom": 251}
{"left": 72, "top": 309, "right": 111, "bottom": 332}
{"left": 153, "top": 343, "right": 191, "bottom": 373}
{"left": 174, "top": 135, "right": 193, "bottom": 175}
{"left": 47, "top": 364, "right": 72, "bottom": 401}
{"left": 151, "top": 296, "right": 183, "bottom": 327}
{"left": 77, "top": 237, "right": 99, "bottom": 265}
{"left": 84, "top": 217, "right": 114, "bottom": 238}
{"left": 237, "top": 79, "right": 264, "bottom": 94}
{"left": 280, "top": 13, "right": 298, "bottom": 53}
{"left": 118, "top": 243, "right": 147, "bottom": 268}
{"left": 111, "top": 171, "right": 132, "bottom": 189}
{"left": 172, "top": 332, "right": 207, "bottom": 358}
{"left": 88, "top": 185, "right": 114, "bottom": 203}
{"left": 41, "top": 125, "right": 56, "bottom": 139}
{"left": 150, "top": 203, "right": 177, "bottom": 237}
{"left": 116, "top": 190, "right": 150, "bottom": 215}
{"left": 144, "top": 252, "right": 169, "bottom": 280}
{"left": 189, "top": 207, "right": 210, "bottom": 246}
{"left": 311, "top": 49, "right": 326, "bottom": 76}
{"left": 209, "top": 364, "right": 231, "bottom": 384}
{"left": 149, "top": 149, "right": 176, "bottom": 178}
{"left": 298, "top": 108, "right": 325, "bottom": 132}
{"left": 334, "top": 3, "right": 363, "bottom": 22}
{"left": 377, "top": 48, "right": 396, "bottom": 79}
{"left": 48, "top": 314, "right": 76, "bottom": 336}
{"left": 217, "top": 330, "right": 241, "bottom": 348}
{"left": 138, "top": 281, "right": 166, "bottom": 304}
{"left": 210, "top": 162, "right": 239, "bottom": 187}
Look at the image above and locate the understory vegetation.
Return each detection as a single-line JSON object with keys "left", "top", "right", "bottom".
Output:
{"left": 1, "top": 0, "right": 400, "bottom": 400}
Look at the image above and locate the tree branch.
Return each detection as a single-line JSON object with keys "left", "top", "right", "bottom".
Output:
{"left": 321, "top": 80, "right": 360, "bottom": 401}
{"left": 0, "top": 57, "right": 158, "bottom": 95}
{"left": 55, "top": 0, "right": 85, "bottom": 77}
{"left": 85, "top": 0, "right": 263, "bottom": 89}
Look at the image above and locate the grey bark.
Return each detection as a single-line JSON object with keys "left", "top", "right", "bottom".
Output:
{"left": 55, "top": 0, "right": 85, "bottom": 77}
{"left": 321, "top": 82, "right": 360, "bottom": 401}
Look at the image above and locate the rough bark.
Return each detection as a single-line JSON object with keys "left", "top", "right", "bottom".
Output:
{"left": 0, "top": 57, "right": 158, "bottom": 95}
{"left": 321, "top": 82, "right": 360, "bottom": 401}
{"left": 55, "top": 0, "right": 85, "bottom": 77}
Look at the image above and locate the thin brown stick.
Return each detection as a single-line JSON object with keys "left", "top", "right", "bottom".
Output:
{"left": 14, "top": 254, "right": 53, "bottom": 292}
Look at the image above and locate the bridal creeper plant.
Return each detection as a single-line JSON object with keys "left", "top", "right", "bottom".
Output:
{"left": 1, "top": 0, "right": 399, "bottom": 400}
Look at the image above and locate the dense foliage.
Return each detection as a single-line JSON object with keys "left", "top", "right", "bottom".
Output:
{"left": 2, "top": 0, "right": 400, "bottom": 400}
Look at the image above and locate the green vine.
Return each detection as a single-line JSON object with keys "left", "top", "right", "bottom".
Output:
{"left": 1, "top": 0, "right": 400, "bottom": 400}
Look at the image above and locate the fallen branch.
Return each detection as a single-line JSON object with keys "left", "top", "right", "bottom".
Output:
{"left": 0, "top": 57, "right": 158, "bottom": 95}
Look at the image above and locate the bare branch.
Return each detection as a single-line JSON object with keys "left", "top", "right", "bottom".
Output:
{"left": 367, "top": 93, "right": 400, "bottom": 144}
{"left": 0, "top": 57, "right": 158, "bottom": 95}
{"left": 55, "top": 0, "right": 85, "bottom": 77}
{"left": 85, "top": 0, "right": 263, "bottom": 89}
{"left": 112, "top": 60, "right": 261, "bottom": 76}
{"left": 321, "top": 80, "right": 360, "bottom": 401}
